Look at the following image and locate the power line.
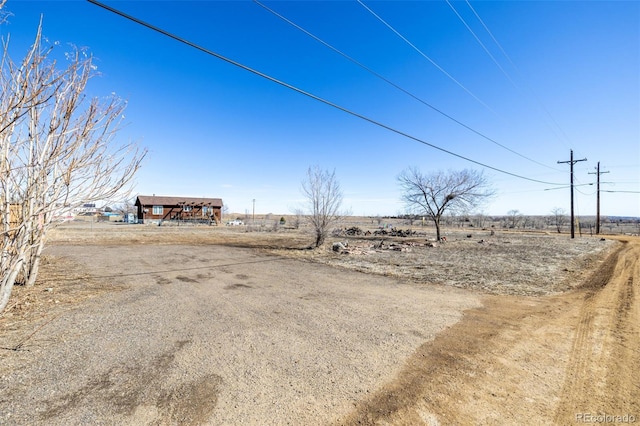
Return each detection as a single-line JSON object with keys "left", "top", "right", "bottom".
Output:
{"left": 464, "top": 0, "right": 573, "bottom": 149}
{"left": 573, "top": 186, "right": 597, "bottom": 196}
{"left": 87, "top": 0, "right": 565, "bottom": 186}
{"left": 445, "top": 0, "right": 514, "bottom": 87}
{"left": 544, "top": 183, "right": 593, "bottom": 191}
{"left": 465, "top": 0, "right": 517, "bottom": 73}
{"left": 253, "top": 0, "right": 558, "bottom": 172}
{"left": 356, "top": 0, "right": 499, "bottom": 117}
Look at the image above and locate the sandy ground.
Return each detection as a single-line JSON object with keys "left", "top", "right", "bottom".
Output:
{"left": 0, "top": 244, "right": 480, "bottom": 425}
{"left": 338, "top": 237, "right": 640, "bottom": 425}
{"left": 0, "top": 223, "right": 637, "bottom": 425}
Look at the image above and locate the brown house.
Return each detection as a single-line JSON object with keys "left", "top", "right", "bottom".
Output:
{"left": 135, "top": 195, "right": 223, "bottom": 224}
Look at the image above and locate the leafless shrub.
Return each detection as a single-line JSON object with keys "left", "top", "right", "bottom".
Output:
{"left": 301, "top": 166, "right": 346, "bottom": 248}
{"left": 0, "top": 20, "right": 146, "bottom": 312}
{"left": 289, "top": 208, "right": 304, "bottom": 229}
{"left": 551, "top": 207, "right": 568, "bottom": 233}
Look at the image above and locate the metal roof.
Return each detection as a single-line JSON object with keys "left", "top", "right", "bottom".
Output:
{"left": 136, "top": 195, "right": 223, "bottom": 207}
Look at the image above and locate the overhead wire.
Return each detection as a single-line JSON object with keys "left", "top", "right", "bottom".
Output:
{"left": 543, "top": 183, "right": 593, "bottom": 191}
{"left": 463, "top": 0, "right": 573, "bottom": 149}
{"left": 464, "top": 0, "right": 517, "bottom": 74}
{"left": 445, "top": 0, "right": 515, "bottom": 87}
{"left": 87, "top": 0, "right": 565, "bottom": 186}
{"left": 253, "top": 0, "right": 559, "bottom": 172}
{"left": 572, "top": 172, "right": 596, "bottom": 195}
{"left": 356, "top": 0, "right": 499, "bottom": 117}
{"left": 574, "top": 186, "right": 596, "bottom": 196}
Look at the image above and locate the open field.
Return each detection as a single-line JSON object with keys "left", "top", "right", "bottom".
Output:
{"left": 44, "top": 219, "right": 621, "bottom": 297}
{"left": 0, "top": 221, "right": 638, "bottom": 425}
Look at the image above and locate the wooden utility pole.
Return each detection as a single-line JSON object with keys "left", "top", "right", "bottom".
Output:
{"left": 588, "top": 162, "right": 609, "bottom": 234}
{"left": 558, "top": 150, "right": 587, "bottom": 238}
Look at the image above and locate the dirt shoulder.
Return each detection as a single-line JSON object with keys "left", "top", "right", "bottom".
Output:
{"left": 337, "top": 236, "right": 640, "bottom": 425}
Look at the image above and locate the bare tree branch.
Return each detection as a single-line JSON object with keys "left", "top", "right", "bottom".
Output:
{"left": 0, "top": 19, "right": 146, "bottom": 311}
{"left": 550, "top": 207, "right": 567, "bottom": 234}
{"left": 399, "top": 168, "right": 494, "bottom": 241}
{"left": 301, "top": 166, "right": 345, "bottom": 248}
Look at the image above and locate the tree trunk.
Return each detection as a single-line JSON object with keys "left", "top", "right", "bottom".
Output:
{"left": 0, "top": 258, "right": 23, "bottom": 313}
{"left": 24, "top": 238, "right": 45, "bottom": 287}
{"left": 315, "top": 230, "right": 325, "bottom": 248}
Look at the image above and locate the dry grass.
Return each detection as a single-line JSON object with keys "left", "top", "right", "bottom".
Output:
{"left": 272, "top": 229, "right": 616, "bottom": 296}
{"left": 45, "top": 220, "right": 618, "bottom": 297}
{"left": 0, "top": 255, "right": 123, "bottom": 350}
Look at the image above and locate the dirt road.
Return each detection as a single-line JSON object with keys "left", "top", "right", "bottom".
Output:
{"left": 0, "top": 233, "right": 637, "bottom": 425}
{"left": 338, "top": 236, "right": 639, "bottom": 425}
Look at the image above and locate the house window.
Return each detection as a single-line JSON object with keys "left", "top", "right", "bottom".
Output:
{"left": 183, "top": 206, "right": 192, "bottom": 212}
{"left": 152, "top": 206, "right": 163, "bottom": 215}
{"left": 202, "top": 206, "right": 208, "bottom": 215}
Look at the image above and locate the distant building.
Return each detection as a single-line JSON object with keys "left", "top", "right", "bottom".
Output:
{"left": 74, "top": 203, "right": 98, "bottom": 217}
{"left": 123, "top": 213, "right": 137, "bottom": 224}
{"left": 135, "top": 195, "right": 223, "bottom": 224}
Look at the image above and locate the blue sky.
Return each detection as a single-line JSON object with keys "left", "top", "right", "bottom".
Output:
{"left": 3, "top": 0, "right": 639, "bottom": 217}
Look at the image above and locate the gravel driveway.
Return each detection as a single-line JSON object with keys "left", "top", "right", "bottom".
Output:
{"left": 0, "top": 244, "right": 480, "bottom": 425}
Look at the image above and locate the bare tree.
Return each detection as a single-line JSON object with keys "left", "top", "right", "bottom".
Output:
{"left": 289, "top": 207, "right": 304, "bottom": 229}
{"left": 472, "top": 212, "right": 487, "bottom": 229}
{"left": 507, "top": 209, "right": 522, "bottom": 229}
{"left": 398, "top": 168, "right": 494, "bottom": 241}
{"left": 115, "top": 197, "right": 136, "bottom": 216}
{"left": 301, "top": 166, "right": 345, "bottom": 248}
{"left": 550, "top": 207, "right": 567, "bottom": 233}
{"left": 0, "top": 20, "right": 146, "bottom": 312}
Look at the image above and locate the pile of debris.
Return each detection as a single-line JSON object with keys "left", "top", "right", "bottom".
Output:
{"left": 373, "top": 227, "right": 416, "bottom": 237}
{"left": 332, "top": 239, "right": 434, "bottom": 254}
{"left": 370, "top": 240, "right": 419, "bottom": 251}
{"left": 341, "top": 226, "right": 370, "bottom": 236}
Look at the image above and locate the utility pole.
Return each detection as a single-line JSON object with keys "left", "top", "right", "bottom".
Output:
{"left": 558, "top": 150, "right": 587, "bottom": 238}
{"left": 588, "top": 162, "right": 609, "bottom": 235}
{"left": 252, "top": 198, "right": 255, "bottom": 225}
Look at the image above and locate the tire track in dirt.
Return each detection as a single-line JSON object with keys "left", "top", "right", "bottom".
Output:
{"left": 336, "top": 238, "right": 639, "bottom": 425}
{"left": 554, "top": 238, "right": 639, "bottom": 423}
{"left": 550, "top": 243, "right": 622, "bottom": 425}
